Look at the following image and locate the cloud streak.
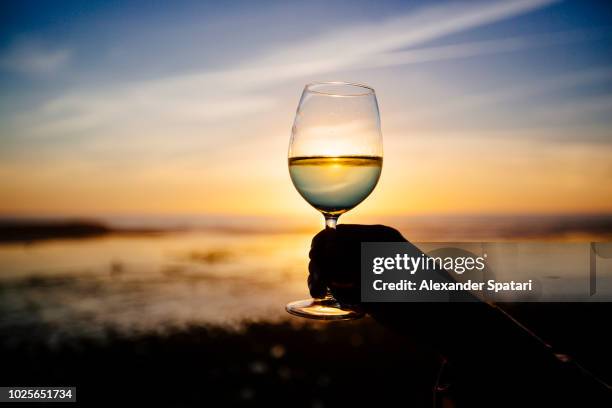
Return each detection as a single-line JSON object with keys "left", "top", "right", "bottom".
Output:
{"left": 398, "top": 66, "right": 612, "bottom": 124}
{"left": 8, "top": 0, "right": 560, "bottom": 140}
{"left": 0, "top": 41, "right": 72, "bottom": 75}
{"left": 365, "top": 28, "right": 612, "bottom": 69}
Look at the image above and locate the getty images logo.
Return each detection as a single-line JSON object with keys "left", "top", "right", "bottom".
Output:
{"left": 372, "top": 252, "right": 487, "bottom": 275}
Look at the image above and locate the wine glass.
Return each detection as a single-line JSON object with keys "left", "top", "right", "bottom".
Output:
{"left": 286, "top": 81, "right": 383, "bottom": 320}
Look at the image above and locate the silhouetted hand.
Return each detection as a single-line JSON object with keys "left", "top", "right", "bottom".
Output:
{"left": 306, "top": 224, "right": 612, "bottom": 406}
{"left": 308, "top": 224, "right": 406, "bottom": 305}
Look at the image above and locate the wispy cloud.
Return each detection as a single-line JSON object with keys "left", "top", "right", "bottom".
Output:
{"left": 365, "top": 28, "right": 611, "bottom": 69}
{"left": 397, "top": 66, "right": 612, "bottom": 124}
{"left": 9, "top": 0, "right": 559, "bottom": 139}
{"left": 0, "top": 40, "right": 72, "bottom": 75}
{"left": 249, "top": 0, "right": 559, "bottom": 77}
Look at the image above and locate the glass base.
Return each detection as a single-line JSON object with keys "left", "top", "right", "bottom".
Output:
{"left": 286, "top": 297, "right": 364, "bottom": 321}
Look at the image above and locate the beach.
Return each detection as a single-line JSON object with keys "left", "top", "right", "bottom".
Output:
{"left": 0, "top": 215, "right": 610, "bottom": 405}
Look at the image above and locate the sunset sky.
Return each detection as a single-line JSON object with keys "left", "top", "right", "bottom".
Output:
{"left": 1, "top": 0, "right": 611, "bottom": 218}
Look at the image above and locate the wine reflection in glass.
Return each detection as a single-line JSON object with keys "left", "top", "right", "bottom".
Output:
{"left": 287, "top": 82, "right": 383, "bottom": 320}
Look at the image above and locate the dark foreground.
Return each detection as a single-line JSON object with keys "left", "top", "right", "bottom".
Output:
{"left": 0, "top": 318, "right": 440, "bottom": 407}
{"left": 2, "top": 304, "right": 612, "bottom": 407}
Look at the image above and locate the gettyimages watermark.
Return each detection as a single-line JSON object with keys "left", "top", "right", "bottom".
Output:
{"left": 361, "top": 242, "right": 612, "bottom": 302}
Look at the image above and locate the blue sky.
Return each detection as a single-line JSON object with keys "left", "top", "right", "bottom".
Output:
{"left": 1, "top": 0, "right": 611, "bottom": 216}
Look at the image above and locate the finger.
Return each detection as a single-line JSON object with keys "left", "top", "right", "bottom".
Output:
{"left": 336, "top": 224, "right": 406, "bottom": 242}
{"left": 310, "top": 228, "right": 337, "bottom": 260}
{"left": 308, "top": 260, "right": 327, "bottom": 298}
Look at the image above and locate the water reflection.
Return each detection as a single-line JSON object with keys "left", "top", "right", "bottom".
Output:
{"left": 0, "top": 231, "right": 314, "bottom": 336}
{"left": 0, "top": 215, "right": 611, "bottom": 338}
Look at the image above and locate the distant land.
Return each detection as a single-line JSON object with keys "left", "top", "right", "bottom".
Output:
{"left": 0, "top": 219, "right": 163, "bottom": 243}
{"left": 0, "top": 214, "right": 611, "bottom": 243}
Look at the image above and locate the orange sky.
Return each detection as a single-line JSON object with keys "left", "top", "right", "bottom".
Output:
{"left": 2, "top": 127, "right": 610, "bottom": 217}
{"left": 1, "top": 0, "right": 611, "bottom": 218}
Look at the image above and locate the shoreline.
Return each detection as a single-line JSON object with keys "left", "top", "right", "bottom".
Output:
{"left": 1, "top": 213, "right": 611, "bottom": 243}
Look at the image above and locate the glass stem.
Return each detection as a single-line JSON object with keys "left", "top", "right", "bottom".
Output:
{"left": 322, "top": 215, "right": 338, "bottom": 301}
{"left": 324, "top": 215, "right": 338, "bottom": 229}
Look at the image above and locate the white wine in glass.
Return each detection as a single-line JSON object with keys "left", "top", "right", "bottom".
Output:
{"left": 286, "top": 82, "right": 383, "bottom": 320}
